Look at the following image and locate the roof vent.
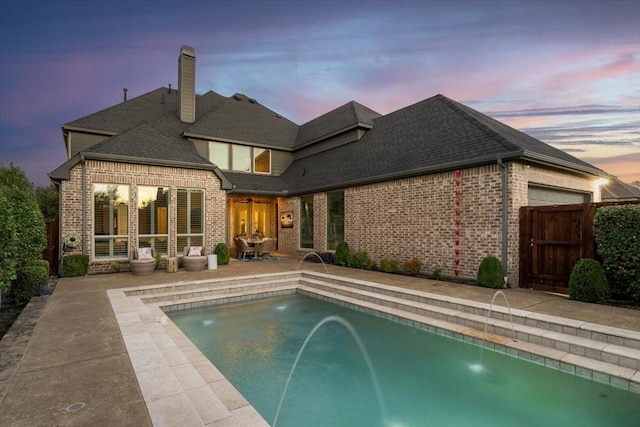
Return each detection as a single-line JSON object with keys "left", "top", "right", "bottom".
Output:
{"left": 275, "top": 114, "right": 282, "bottom": 118}
{"left": 233, "top": 94, "right": 243, "bottom": 101}
{"left": 248, "top": 98, "right": 257, "bottom": 104}
{"left": 123, "top": 88, "right": 128, "bottom": 102}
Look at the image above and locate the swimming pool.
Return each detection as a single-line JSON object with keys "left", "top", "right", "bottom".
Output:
{"left": 169, "top": 293, "right": 640, "bottom": 427}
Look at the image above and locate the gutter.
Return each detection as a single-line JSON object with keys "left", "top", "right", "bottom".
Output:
{"left": 497, "top": 159, "right": 508, "bottom": 285}
{"left": 81, "top": 153, "right": 87, "bottom": 256}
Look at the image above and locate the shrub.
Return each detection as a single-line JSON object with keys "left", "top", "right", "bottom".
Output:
{"left": 62, "top": 254, "right": 89, "bottom": 277}
{"left": 477, "top": 256, "right": 505, "bottom": 288}
{"left": 334, "top": 241, "right": 349, "bottom": 266}
{"left": 28, "top": 259, "right": 50, "bottom": 271}
{"left": 569, "top": 258, "right": 610, "bottom": 303}
{"left": 155, "top": 252, "right": 162, "bottom": 269}
{"left": 13, "top": 265, "right": 48, "bottom": 302}
{"left": 401, "top": 258, "right": 423, "bottom": 276}
{"left": 0, "top": 164, "right": 47, "bottom": 294}
{"left": 379, "top": 259, "right": 400, "bottom": 274}
{"left": 347, "top": 250, "right": 376, "bottom": 270}
{"left": 214, "top": 243, "right": 230, "bottom": 265}
{"left": 594, "top": 204, "right": 640, "bottom": 302}
{"left": 110, "top": 262, "right": 120, "bottom": 273}
{"left": 431, "top": 266, "right": 443, "bottom": 280}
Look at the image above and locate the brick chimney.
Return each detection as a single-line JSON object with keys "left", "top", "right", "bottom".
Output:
{"left": 178, "top": 45, "right": 196, "bottom": 123}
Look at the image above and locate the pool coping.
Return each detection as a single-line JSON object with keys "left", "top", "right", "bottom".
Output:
{"left": 108, "top": 271, "right": 640, "bottom": 426}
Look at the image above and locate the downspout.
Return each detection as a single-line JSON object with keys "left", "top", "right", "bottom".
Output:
{"left": 81, "top": 153, "right": 87, "bottom": 255}
{"left": 497, "top": 159, "right": 508, "bottom": 286}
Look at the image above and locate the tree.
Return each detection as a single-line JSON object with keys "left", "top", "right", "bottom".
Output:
{"left": 0, "top": 164, "right": 47, "bottom": 300}
{"left": 35, "top": 183, "right": 59, "bottom": 219}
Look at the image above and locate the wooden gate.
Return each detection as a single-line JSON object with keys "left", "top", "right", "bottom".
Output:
{"left": 519, "top": 204, "right": 596, "bottom": 293}
{"left": 42, "top": 218, "right": 59, "bottom": 276}
{"left": 519, "top": 201, "right": 639, "bottom": 293}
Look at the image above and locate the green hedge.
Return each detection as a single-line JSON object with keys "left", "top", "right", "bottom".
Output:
{"left": 0, "top": 164, "right": 47, "bottom": 292}
{"left": 62, "top": 254, "right": 89, "bottom": 277}
{"left": 477, "top": 256, "right": 505, "bottom": 288}
{"left": 379, "top": 259, "right": 400, "bottom": 274}
{"left": 569, "top": 258, "right": 610, "bottom": 303}
{"left": 594, "top": 204, "right": 640, "bottom": 302}
{"left": 14, "top": 265, "right": 48, "bottom": 302}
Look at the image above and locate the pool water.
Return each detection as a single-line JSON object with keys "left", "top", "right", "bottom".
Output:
{"left": 169, "top": 294, "right": 640, "bottom": 427}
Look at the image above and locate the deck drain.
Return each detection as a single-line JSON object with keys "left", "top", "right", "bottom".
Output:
{"left": 66, "top": 402, "right": 85, "bottom": 412}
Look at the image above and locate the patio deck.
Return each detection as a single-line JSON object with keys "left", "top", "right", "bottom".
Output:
{"left": 1, "top": 257, "right": 639, "bottom": 426}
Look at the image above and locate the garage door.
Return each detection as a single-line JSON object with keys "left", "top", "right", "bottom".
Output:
{"left": 528, "top": 186, "right": 589, "bottom": 206}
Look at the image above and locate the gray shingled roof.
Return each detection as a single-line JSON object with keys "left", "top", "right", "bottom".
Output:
{"left": 185, "top": 93, "right": 299, "bottom": 149}
{"left": 86, "top": 122, "right": 210, "bottom": 165}
{"left": 223, "top": 172, "right": 290, "bottom": 195}
{"left": 57, "top": 86, "right": 607, "bottom": 196}
{"left": 279, "top": 94, "right": 606, "bottom": 194}
{"left": 64, "top": 88, "right": 227, "bottom": 134}
{"left": 294, "top": 101, "right": 381, "bottom": 149}
{"left": 601, "top": 179, "right": 640, "bottom": 200}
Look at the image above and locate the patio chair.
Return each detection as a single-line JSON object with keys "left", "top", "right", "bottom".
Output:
{"left": 256, "top": 237, "right": 277, "bottom": 258}
{"left": 183, "top": 246, "right": 207, "bottom": 271}
{"left": 236, "top": 238, "right": 255, "bottom": 260}
{"left": 130, "top": 247, "right": 156, "bottom": 276}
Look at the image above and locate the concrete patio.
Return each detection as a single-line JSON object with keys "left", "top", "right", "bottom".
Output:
{"left": 1, "top": 257, "right": 639, "bottom": 426}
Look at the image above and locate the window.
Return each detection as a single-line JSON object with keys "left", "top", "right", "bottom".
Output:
{"left": 177, "top": 189, "right": 204, "bottom": 253}
{"left": 138, "top": 186, "right": 169, "bottom": 255}
{"left": 232, "top": 145, "right": 251, "bottom": 172}
{"left": 327, "top": 190, "right": 344, "bottom": 250}
{"left": 209, "top": 141, "right": 229, "bottom": 170}
{"left": 94, "top": 184, "right": 129, "bottom": 258}
{"left": 300, "top": 195, "right": 314, "bottom": 248}
{"left": 209, "top": 141, "right": 270, "bottom": 174}
{"left": 253, "top": 148, "right": 271, "bottom": 174}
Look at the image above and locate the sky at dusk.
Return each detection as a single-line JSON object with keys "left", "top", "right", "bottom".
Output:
{"left": 1, "top": 0, "right": 638, "bottom": 188}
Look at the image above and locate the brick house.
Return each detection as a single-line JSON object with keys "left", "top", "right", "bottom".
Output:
{"left": 50, "top": 46, "right": 609, "bottom": 286}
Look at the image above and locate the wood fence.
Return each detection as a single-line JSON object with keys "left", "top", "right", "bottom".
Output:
{"left": 519, "top": 201, "right": 639, "bottom": 293}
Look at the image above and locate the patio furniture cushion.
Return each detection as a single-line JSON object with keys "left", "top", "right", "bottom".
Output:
{"left": 131, "top": 248, "right": 155, "bottom": 276}
{"left": 183, "top": 246, "right": 207, "bottom": 271}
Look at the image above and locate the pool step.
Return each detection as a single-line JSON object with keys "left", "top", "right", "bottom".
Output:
{"left": 298, "top": 274, "right": 640, "bottom": 351}
{"left": 133, "top": 271, "right": 639, "bottom": 391}
{"left": 298, "top": 277, "right": 640, "bottom": 374}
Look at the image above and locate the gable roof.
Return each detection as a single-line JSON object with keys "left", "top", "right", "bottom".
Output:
{"left": 601, "top": 179, "right": 640, "bottom": 200}
{"left": 294, "top": 101, "right": 382, "bottom": 149}
{"left": 279, "top": 94, "right": 607, "bottom": 194}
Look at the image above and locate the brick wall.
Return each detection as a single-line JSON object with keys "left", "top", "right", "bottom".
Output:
{"left": 60, "top": 160, "right": 226, "bottom": 274}
{"left": 278, "top": 162, "right": 596, "bottom": 288}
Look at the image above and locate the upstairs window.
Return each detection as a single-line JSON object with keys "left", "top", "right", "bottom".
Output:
{"left": 254, "top": 148, "right": 271, "bottom": 174}
{"left": 209, "top": 141, "right": 270, "bottom": 174}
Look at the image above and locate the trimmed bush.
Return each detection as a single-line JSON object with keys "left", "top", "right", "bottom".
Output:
{"left": 379, "top": 259, "right": 400, "bottom": 274}
{"left": 594, "top": 204, "right": 640, "bottom": 302}
{"left": 347, "top": 250, "right": 376, "bottom": 270}
{"left": 431, "top": 266, "right": 443, "bottom": 280}
{"left": 334, "top": 241, "right": 349, "bottom": 266}
{"left": 401, "top": 258, "right": 423, "bottom": 276}
{"left": 214, "top": 243, "right": 230, "bottom": 265}
{"left": 13, "top": 265, "right": 48, "bottom": 302}
{"left": 477, "top": 256, "right": 505, "bottom": 288}
{"left": 28, "top": 259, "right": 50, "bottom": 271}
{"left": 62, "top": 254, "right": 89, "bottom": 277}
{"left": 569, "top": 258, "right": 610, "bottom": 303}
